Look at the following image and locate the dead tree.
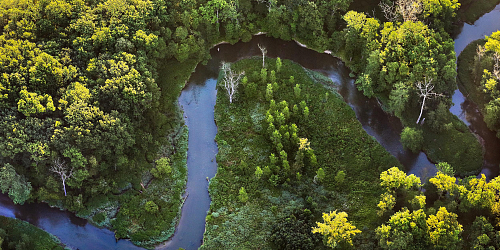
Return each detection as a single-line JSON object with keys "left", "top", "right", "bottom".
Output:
{"left": 397, "top": 0, "right": 422, "bottom": 22}
{"left": 415, "top": 78, "right": 444, "bottom": 124}
{"left": 380, "top": 0, "right": 422, "bottom": 22}
{"left": 379, "top": 1, "right": 399, "bottom": 22}
{"left": 51, "top": 158, "right": 73, "bottom": 196}
{"left": 493, "top": 52, "right": 500, "bottom": 81}
{"left": 221, "top": 62, "right": 245, "bottom": 103}
{"left": 258, "top": 43, "right": 267, "bottom": 68}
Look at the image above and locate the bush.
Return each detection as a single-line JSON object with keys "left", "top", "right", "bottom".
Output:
{"left": 401, "top": 127, "right": 424, "bottom": 153}
{"left": 151, "top": 157, "right": 172, "bottom": 179}
{"left": 145, "top": 201, "right": 159, "bottom": 214}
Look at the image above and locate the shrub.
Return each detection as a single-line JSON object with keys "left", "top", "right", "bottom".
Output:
{"left": 145, "top": 201, "right": 159, "bottom": 213}
{"left": 401, "top": 127, "right": 424, "bottom": 153}
{"left": 151, "top": 157, "right": 172, "bottom": 179}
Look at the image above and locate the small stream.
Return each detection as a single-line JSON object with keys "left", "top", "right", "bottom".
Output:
{"left": 1, "top": 5, "right": 500, "bottom": 249}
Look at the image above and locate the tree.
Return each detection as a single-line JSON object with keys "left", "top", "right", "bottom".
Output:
{"left": 316, "top": 168, "right": 325, "bottom": 182}
{"left": 50, "top": 158, "right": 73, "bottom": 196}
{"left": 426, "top": 207, "right": 463, "bottom": 249}
{"left": 151, "top": 157, "right": 172, "bottom": 178}
{"left": 221, "top": 62, "right": 245, "bottom": 103}
{"left": 469, "top": 216, "right": 500, "bottom": 250}
{"left": 375, "top": 208, "right": 429, "bottom": 249}
{"left": 380, "top": 167, "right": 421, "bottom": 192}
{"left": 377, "top": 192, "right": 396, "bottom": 216}
{"left": 238, "top": 187, "right": 248, "bottom": 203}
{"left": 312, "top": 210, "right": 361, "bottom": 249}
{"left": 255, "top": 166, "right": 263, "bottom": 179}
{"left": 429, "top": 172, "right": 456, "bottom": 198}
{"left": 400, "top": 127, "right": 424, "bottom": 153}
{"left": 415, "top": 78, "right": 445, "bottom": 124}
{"left": 436, "top": 162, "right": 454, "bottom": 176}
{"left": 258, "top": 43, "right": 267, "bottom": 68}
{"left": 0, "top": 163, "right": 32, "bottom": 205}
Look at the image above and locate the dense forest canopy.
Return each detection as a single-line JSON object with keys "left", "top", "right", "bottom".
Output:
{"left": 0, "top": 0, "right": 497, "bottom": 248}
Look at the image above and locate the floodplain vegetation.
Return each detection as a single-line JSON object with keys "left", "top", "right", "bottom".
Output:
{"left": 458, "top": 32, "right": 500, "bottom": 138}
{"left": 0, "top": 0, "right": 496, "bottom": 248}
{"left": 206, "top": 58, "right": 500, "bottom": 249}
{"left": 0, "top": 215, "right": 65, "bottom": 250}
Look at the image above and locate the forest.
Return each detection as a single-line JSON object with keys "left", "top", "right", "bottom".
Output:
{"left": 0, "top": 0, "right": 499, "bottom": 249}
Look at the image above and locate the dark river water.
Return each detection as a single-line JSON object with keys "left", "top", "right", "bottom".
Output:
{"left": 1, "top": 6, "right": 500, "bottom": 249}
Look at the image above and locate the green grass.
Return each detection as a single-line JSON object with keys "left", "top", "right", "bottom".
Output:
{"left": 0, "top": 216, "right": 65, "bottom": 250}
{"left": 201, "top": 58, "right": 401, "bottom": 249}
{"left": 457, "top": 0, "right": 500, "bottom": 24}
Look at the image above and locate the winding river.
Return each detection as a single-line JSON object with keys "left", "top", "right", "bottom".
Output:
{"left": 1, "top": 5, "right": 500, "bottom": 249}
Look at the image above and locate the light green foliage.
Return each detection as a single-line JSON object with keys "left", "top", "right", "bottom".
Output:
{"left": 380, "top": 167, "right": 421, "bottom": 192}
{"left": 316, "top": 168, "right": 325, "bottom": 182}
{"left": 334, "top": 170, "right": 345, "bottom": 184}
{"left": 376, "top": 208, "right": 429, "bottom": 250}
{"left": 426, "top": 207, "right": 463, "bottom": 249}
{"left": 238, "top": 187, "right": 248, "bottom": 203}
{"left": 144, "top": 201, "right": 159, "bottom": 214}
{"left": 294, "top": 84, "right": 301, "bottom": 99}
{"left": 400, "top": 127, "right": 424, "bottom": 153}
{"left": 254, "top": 166, "right": 263, "bottom": 179}
{"left": 276, "top": 57, "right": 282, "bottom": 72}
{"left": 312, "top": 210, "right": 361, "bottom": 249}
{"left": 151, "top": 157, "right": 172, "bottom": 179}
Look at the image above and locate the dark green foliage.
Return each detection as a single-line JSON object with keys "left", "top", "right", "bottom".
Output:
{"left": 270, "top": 209, "right": 322, "bottom": 250}
{"left": 469, "top": 216, "right": 500, "bottom": 250}
{"left": 0, "top": 216, "right": 64, "bottom": 250}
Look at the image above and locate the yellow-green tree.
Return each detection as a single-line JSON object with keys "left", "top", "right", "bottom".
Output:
{"left": 426, "top": 207, "right": 463, "bottom": 249}
{"left": 380, "top": 167, "right": 421, "bottom": 192}
{"left": 375, "top": 208, "right": 429, "bottom": 250}
{"left": 429, "top": 172, "right": 456, "bottom": 198}
{"left": 312, "top": 210, "right": 361, "bottom": 249}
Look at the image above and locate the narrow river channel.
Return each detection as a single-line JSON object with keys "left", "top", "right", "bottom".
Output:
{"left": 1, "top": 5, "right": 500, "bottom": 249}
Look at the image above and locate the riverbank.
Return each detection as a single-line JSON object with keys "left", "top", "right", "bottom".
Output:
{"left": 457, "top": 0, "right": 500, "bottom": 24}
{"left": 0, "top": 216, "right": 65, "bottom": 250}
{"left": 201, "top": 57, "right": 400, "bottom": 249}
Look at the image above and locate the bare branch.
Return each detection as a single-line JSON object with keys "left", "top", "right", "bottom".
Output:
{"left": 379, "top": 1, "right": 399, "bottom": 22}
{"left": 397, "top": 0, "right": 422, "bottom": 22}
{"left": 415, "top": 77, "right": 445, "bottom": 124}
{"left": 258, "top": 43, "right": 267, "bottom": 68}
{"left": 221, "top": 62, "right": 245, "bottom": 104}
{"left": 51, "top": 158, "right": 73, "bottom": 196}
{"left": 493, "top": 52, "right": 500, "bottom": 81}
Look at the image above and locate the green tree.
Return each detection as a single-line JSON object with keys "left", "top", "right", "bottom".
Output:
{"left": 238, "top": 187, "right": 248, "bottom": 203}
{"left": 400, "top": 127, "right": 424, "bottom": 153}
{"left": 312, "top": 210, "right": 361, "bottom": 249}
{"left": 0, "top": 163, "right": 32, "bottom": 205}
{"left": 255, "top": 166, "right": 263, "bottom": 179}
{"left": 151, "top": 157, "right": 172, "bottom": 179}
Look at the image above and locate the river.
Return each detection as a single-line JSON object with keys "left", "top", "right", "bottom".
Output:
{"left": 1, "top": 5, "right": 500, "bottom": 249}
